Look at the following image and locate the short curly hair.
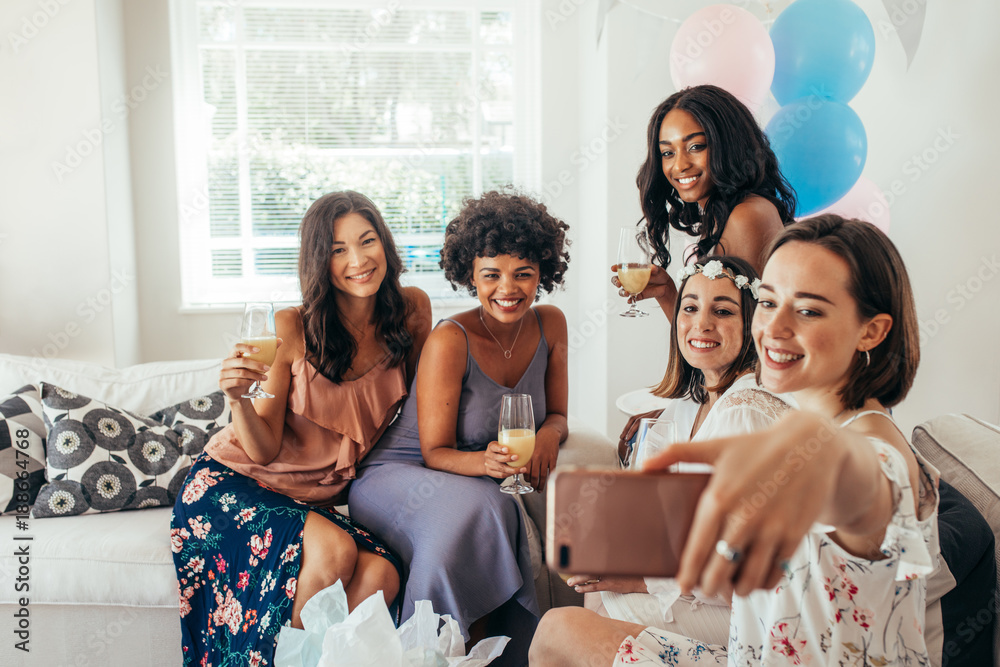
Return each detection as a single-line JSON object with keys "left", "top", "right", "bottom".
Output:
{"left": 440, "top": 190, "right": 571, "bottom": 297}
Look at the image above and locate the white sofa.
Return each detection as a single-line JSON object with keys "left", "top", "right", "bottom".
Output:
{"left": 0, "top": 353, "right": 616, "bottom": 666}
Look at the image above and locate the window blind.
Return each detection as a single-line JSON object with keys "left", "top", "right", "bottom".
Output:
{"left": 172, "top": 0, "right": 539, "bottom": 307}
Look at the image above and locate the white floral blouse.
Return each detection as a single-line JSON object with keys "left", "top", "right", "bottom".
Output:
{"left": 614, "top": 412, "right": 941, "bottom": 666}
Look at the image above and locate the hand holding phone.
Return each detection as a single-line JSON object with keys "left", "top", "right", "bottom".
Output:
{"left": 545, "top": 467, "right": 710, "bottom": 578}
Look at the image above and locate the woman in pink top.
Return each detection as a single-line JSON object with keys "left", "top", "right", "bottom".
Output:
{"left": 170, "top": 191, "right": 432, "bottom": 667}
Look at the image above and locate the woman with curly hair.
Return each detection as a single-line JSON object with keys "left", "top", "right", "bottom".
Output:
{"left": 349, "top": 190, "right": 571, "bottom": 666}
{"left": 171, "top": 191, "right": 432, "bottom": 666}
{"left": 613, "top": 85, "right": 797, "bottom": 322}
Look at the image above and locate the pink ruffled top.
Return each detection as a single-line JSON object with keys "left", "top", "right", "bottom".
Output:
{"left": 205, "top": 356, "right": 407, "bottom": 504}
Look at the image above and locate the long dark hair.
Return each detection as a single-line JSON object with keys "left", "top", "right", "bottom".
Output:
{"left": 636, "top": 85, "right": 797, "bottom": 269}
{"left": 297, "top": 191, "right": 412, "bottom": 382}
{"left": 764, "top": 215, "right": 918, "bottom": 409}
{"left": 652, "top": 255, "right": 759, "bottom": 404}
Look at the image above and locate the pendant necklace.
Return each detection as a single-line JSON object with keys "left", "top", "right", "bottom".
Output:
{"left": 479, "top": 307, "right": 523, "bottom": 360}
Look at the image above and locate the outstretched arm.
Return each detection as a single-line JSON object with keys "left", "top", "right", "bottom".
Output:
{"left": 646, "top": 411, "right": 899, "bottom": 598}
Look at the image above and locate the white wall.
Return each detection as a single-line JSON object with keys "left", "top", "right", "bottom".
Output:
{"left": 0, "top": 0, "right": 138, "bottom": 367}
{"left": 2, "top": 0, "right": 998, "bottom": 440}
{"left": 585, "top": 0, "right": 1000, "bottom": 440}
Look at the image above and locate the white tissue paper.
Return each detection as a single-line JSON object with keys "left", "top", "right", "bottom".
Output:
{"left": 274, "top": 581, "right": 510, "bottom": 667}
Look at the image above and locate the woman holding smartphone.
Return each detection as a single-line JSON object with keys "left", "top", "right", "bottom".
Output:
{"left": 532, "top": 215, "right": 938, "bottom": 666}
{"left": 349, "top": 190, "right": 570, "bottom": 667}
{"left": 612, "top": 85, "right": 797, "bottom": 322}
{"left": 171, "top": 191, "right": 432, "bottom": 667}
{"left": 574, "top": 256, "right": 789, "bottom": 640}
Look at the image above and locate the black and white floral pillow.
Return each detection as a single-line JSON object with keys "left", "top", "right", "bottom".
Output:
{"left": 0, "top": 385, "right": 47, "bottom": 515}
{"left": 33, "top": 383, "right": 231, "bottom": 519}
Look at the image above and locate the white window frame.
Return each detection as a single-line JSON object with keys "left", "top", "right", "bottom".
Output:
{"left": 169, "top": 0, "right": 541, "bottom": 309}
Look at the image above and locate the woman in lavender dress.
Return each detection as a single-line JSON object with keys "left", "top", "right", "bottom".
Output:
{"left": 349, "top": 191, "right": 571, "bottom": 666}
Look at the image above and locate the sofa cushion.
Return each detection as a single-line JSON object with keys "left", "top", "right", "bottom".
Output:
{"left": 0, "top": 508, "right": 176, "bottom": 607}
{"left": 0, "top": 385, "right": 46, "bottom": 515}
{"left": 912, "top": 414, "right": 1000, "bottom": 665}
{"left": 32, "top": 383, "right": 230, "bottom": 518}
{"left": 0, "top": 353, "right": 221, "bottom": 415}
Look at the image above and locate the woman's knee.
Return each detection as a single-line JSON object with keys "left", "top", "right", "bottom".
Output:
{"left": 301, "top": 513, "right": 359, "bottom": 581}
{"left": 531, "top": 607, "right": 577, "bottom": 658}
{"left": 364, "top": 554, "right": 400, "bottom": 600}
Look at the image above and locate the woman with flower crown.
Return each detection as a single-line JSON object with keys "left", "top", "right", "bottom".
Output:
{"left": 531, "top": 215, "right": 939, "bottom": 667}
{"left": 612, "top": 85, "right": 797, "bottom": 322}
{"left": 567, "top": 255, "right": 790, "bottom": 643}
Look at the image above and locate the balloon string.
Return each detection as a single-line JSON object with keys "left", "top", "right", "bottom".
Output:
{"left": 617, "top": 0, "right": 779, "bottom": 25}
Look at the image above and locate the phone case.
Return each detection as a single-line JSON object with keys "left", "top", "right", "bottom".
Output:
{"left": 545, "top": 466, "right": 710, "bottom": 577}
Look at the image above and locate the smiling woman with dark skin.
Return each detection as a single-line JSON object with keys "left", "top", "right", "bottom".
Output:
{"left": 349, "top": 190, "right": 570, "bottom": 667}
{"left": 612, "top": 85, "right": 797, "bottom": 323}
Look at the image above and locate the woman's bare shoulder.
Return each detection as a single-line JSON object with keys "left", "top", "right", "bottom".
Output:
{"left": 729, "top": 196, "right": 783, "bottom": 230}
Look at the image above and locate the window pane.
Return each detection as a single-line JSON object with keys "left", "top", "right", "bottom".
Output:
{"left": 480, "top": 11, "right": 512, "bottom": 45}
{"left": 198, "top": 4, "right": 236, "bottom": 42}
{"left": 201, "top": 48, "right": 237, "bottom": 142}
{"left": 245, "top": 50, "right": 474, "bottom": 148}
{"left": 179, "top": 2, "right": 536, "bottom": 306}
{"left": 211, "top": 249, "right": 242, "bottom": 277}
{"left": 480, "top": 50, "right": 514, "bottom": 190}
{"left": 254, "top": 248, "right": 298, "bottom": 276}
{"left": 208, "top": 157, "right": 240, "bottom": 237}
{"left": 243, "top": 8, "right": 473, "bottom": 46}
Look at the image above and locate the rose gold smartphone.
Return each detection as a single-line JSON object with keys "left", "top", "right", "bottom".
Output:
{"left": 545, "top": 466, "right": 711, "bottom": 577}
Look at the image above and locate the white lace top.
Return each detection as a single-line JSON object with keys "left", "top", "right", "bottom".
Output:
{"left": 602, "top": 373, "right": 793, "bottom": 626}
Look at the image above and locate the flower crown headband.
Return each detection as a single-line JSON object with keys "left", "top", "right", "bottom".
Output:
{"left": 680, "top": 260, "right": 761, "bottom": 300}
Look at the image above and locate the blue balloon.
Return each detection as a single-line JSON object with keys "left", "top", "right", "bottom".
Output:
{"left": 765, "top": 98, "right": 867, "bottom": 216}
{"left": 770, "top": 0, "right": 875, "bottom": 105}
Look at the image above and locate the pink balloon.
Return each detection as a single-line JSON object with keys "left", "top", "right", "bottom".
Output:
{"left": 807, "top": 176, "right": 891, "bottom": 234}
{"left": 669, "top": 5, "right": 775, "bottom": 111}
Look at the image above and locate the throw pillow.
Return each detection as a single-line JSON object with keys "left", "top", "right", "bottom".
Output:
{"left": 32, "top": 383, "right": 231, "bottom": 518}
{"left": 0, "top": 385, "right": 46, "bottom": 515}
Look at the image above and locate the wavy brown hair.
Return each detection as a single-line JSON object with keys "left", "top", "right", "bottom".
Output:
{"left": 762, "top": 215, "right": 919, "bottom": 409}
{"left": 652, "top": 255, "right": 760, "bottom": 404}
{"left": 637, "top": 85, "right": 796, "bottom": 270}
{"left": 298, "top": 191, "right": 412, "bottom": 382}
{"left": 440, "top": 190, "right": 570, "bottom": 296}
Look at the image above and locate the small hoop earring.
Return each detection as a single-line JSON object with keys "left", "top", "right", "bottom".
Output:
{"left": 862, "top": 349, "right": 871, "bottom": 367}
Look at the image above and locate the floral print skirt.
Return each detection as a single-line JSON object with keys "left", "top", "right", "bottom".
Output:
{"left": 170, "top": 453, "right": 402, "bottom": 667}
{"left": 614, "top": 629, "right": 727, "bottom": 666}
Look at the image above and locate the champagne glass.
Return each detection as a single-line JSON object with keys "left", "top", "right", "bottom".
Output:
{"left": 498, "top": 393, "right": 535, "bottom": 495}
{"left": 617, "top": 227, "right": 652, "bottom": 318}
{"left": 632, "top": 418, "right": 677, "bottom": 470}
{"left": 240, "top": 302, "right": 277, "bottom": 399}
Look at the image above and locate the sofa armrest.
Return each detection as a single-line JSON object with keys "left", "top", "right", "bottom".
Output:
{"left": 522, "top": 416, "right": 617, "bottom": 537}
{"left": 523, "top": 416, "right": 617, "bottom": 612}
{"left": 912, "top": 414, "right": 1000, "bottom": 666}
